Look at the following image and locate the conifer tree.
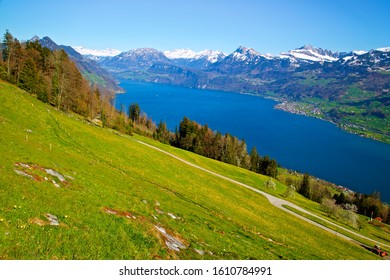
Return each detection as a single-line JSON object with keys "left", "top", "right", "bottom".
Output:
{"left": 299, "top": 173, "right": 311, "bottom": 198}
{"left": 128, "top": 103, "right": 141, "bottom": 123}
{"left": 156, "top": 121, "right": 170, "bottom": 144}
{"left": 250, "top": 146, "right": 260, "bottom": 172}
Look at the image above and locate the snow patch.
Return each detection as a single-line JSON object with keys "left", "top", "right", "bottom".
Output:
{"left": 376, "top": 47, "right": 390, "bottom": 52}
{"left": 72, "top": 46, "right": 121, "bottom": 57}
{"left": 353, "top": 50, "right": 367, "bottom": 55}
{"left": 164, "top": 49, "right": 226, "bottom": 62}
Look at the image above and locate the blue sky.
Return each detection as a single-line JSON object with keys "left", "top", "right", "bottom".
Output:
{"left": 1, "top": 0, "right": 389, "bottom": 54}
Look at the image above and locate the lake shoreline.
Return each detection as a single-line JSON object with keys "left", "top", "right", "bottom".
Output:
{"left": 116, "top": 79, "right": 390, "bottom": 202}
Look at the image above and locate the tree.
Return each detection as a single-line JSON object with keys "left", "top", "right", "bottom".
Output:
{"left": 310, "top": 182, "right": 331, "bottom": 203}
{"left": 249, "top": 146, "right": 260, "bottom": 173}
{"left": 100, "top": 108, "right": 107, "bottom": 128}
{"left": 156, "top": 121, "right": 170, "bottom": 144}
{"left": 264, "top": 178, "right": 276, "bottom": 191}
{"left": 2, "top": 30, "right": 14, "bottom": 78}
{"left": 266, "top": 159, "right": 278, "bottom": 178}
{"left": 320, "top": 198, "right": 341, "bottom": 218}
{"left": 178, "top": 116, "right": 197, "bottom": 151}
{"left": 211, "top": 131, "right": 223, "bottom": 160}
{"left": 333, "top": 192, "right": 347, "bottom": 205}
{"left": 283, "top": 185, "right": 296, "bottom": 198}
{"left": 128, "top": 103, "right": 141, "bottom": 123}
{"left": 18, "top": 57, "right": 38, "bottom": 93}
{"left": 339, "top": 209, "right": 359, "bottom": 229}
{"left": 259, "top": 156, "right": 278, "bottom": 178}
{"left": 298, "top": 173, "right": 311, "bottom": 198}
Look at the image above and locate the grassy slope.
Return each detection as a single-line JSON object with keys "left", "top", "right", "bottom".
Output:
{"left": 133, "top": 135, "right": 390, "bottom": 248}
{"left": 0, "top": 80, "right": 380, "bottom": 260}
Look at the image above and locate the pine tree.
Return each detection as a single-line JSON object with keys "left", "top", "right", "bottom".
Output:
{"left": 128, "top": 103, "right": 141, "bottom": 123}
{"left": 2, "top": 30, "right": 13, "bottom": 78}
{"left": 156, "top": 121, "right": 170, "bottom": 144}
{"left": 266, "top": 159, "right": 278, "bottom": 178}
{"left": 250, "top": 146, "right": 260, "bottom": 172}
{"left": 299, "top": 173, "right": 311, "bottom": 199}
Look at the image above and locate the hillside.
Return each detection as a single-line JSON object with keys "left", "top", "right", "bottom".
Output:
{"left": 0, "top": 80, "right": 384, "bottom": 260}
{"left": 37, "top": 36, "right": 122, "bottom": 93}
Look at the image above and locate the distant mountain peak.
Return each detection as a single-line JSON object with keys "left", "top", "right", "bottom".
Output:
{"left": 29, "top": 35, "right": 40, "bottom": 42}
{"left": 101, "top": 47, "right": 170, "bottom": 70}
{"left": 39, "top": 36, "right": 60, "bottom": 50}
{"left": 122, "top": 47, "right": 163, "bottom": 56}
{"left": 72, "top": 46, "right": 121, "bottom": 57}
{"left": 235, "top": 46, "right": 259, "bottom": 55}
{"left": 164, "top": 49, "right": 196, "bottom": 59}
{"left": 230, "top": 46, "right": 262, "bottom": 61}
{"left": 164, "top": 49, "right": 226, "bottom": 63}
{"left": 352, "top": 50, "right": 367, "bottom": 55}
{"left": 280, "top": 45, "right": 339, "bottom": 63}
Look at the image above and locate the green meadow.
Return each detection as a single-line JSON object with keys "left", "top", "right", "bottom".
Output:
{"left": 0, "top": 80, "right": 383, "bottom": 259}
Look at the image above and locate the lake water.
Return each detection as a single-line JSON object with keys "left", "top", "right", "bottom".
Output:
{"left": 116, "top": 80, "right": 390, "bottom": 203}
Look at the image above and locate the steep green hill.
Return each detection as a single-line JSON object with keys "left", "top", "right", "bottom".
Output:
{"left": 0, "top": 80, "right": 379, "bottom": 259}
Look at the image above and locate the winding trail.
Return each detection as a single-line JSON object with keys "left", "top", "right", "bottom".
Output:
{"left": 136, "top": 139, "right": 390, "bottom": 252}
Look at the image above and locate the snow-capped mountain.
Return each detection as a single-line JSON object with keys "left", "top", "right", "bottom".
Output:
{"left": 100, "top": 48, "right": 171, "bottom": 70}
{"left": 164, "top": 49, "right": 226, "bottom": 63}
{"left": 207, "top": 46, "right": 292, "bottom": 75}
{"left": 230, "top": 46, "right": 267, "bottom": 62}
{"left": 163, "top": 49, "right": 226, "bottom": 69}
{"left": 72, "top": 46, "right": 121, "bottom": 57}
{"left": 340, "top": 48, "right": 390, "bottom": 71}
{"left": 280, "top": 45, "right": 340, "bottom": 63}
{"left": 71, "top": 46, "right": 121, "bottom": 61}
{"left": 377, "top": 47, "right": 390, "bottom": 52}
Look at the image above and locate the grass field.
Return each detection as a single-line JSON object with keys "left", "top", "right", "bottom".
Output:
{"left": 0, "top": 80, "right": 384, "bottom": 259}
{"left": 135, "top": 134, "right": 390, "bottom": 249}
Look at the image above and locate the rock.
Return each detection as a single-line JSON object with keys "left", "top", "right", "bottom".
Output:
{"left": 15, "top": 162, "right": 31, "bottom": 169}
{"left": 194, "top": 249, "right": 204, "bottom": 255}
{"left": 14, "top": 169, "right": 34, "bottom": 180}
{"left": 45, "top": 213, "right": 59, "bottom": 226}
{"left": 167, "top": 213, "right": 179, "bottom": 219}
{"left": 45, "top": 169, "right": 66, "bottom": 182}
{"left": 52, "top": 180, "right": 61, "bottom": 188}
{"left": 154, "top": 226, "right": 186, "bottom": 251}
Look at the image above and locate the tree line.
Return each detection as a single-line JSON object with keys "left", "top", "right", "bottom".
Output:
{"left": 286, "top": 172, "right": 390, "bottom": 225}
{"left": 153, "top": 116, "right": 278, "bottom": 178}
{"left": 0, "top": 30, "right": 134, "bottom": 133}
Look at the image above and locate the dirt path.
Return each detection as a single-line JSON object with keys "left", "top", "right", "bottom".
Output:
{"left": 136, "top": 139, "right": 390, "bottom": 253}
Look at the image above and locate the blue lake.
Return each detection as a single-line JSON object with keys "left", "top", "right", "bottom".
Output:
{"left": 116, "top": 80, "right": 390, "bottom": 203}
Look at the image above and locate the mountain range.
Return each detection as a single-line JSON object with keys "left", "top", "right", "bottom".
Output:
{"left": 98, "top": 44, "right": 389, "bottom": 142}
{"left": 32, "top": 36, "right": 390, "bottom": 142}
